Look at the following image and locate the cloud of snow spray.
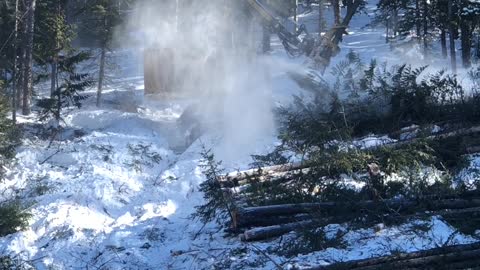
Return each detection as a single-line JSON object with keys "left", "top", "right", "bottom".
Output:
{"left": 124, "top": 0, "right": 275, "bottom": 162}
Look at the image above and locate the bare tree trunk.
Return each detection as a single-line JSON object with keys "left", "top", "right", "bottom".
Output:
{"left": 50, "top": 0, "right": 61, "bottom": 98}
{"left": 294, "top": 0, "right": 298, "bottom": 31}
{"left": 448, "top": 0, "right": 457, "bottom": 73}
{"left": 318, "top": 0, "right": 325, "bottom": 37}
{"left": 385, "top": 15, "right": 389, "bottom": 43}
{"left": 392, "top": 6, "right": 398, "bottom": 37}
{"left": 460, "top": 6, "right": 472, "bottom": 68}
{"left": 415, "top": 0, "right": 421, "bottom": 41}
{"left": 422, "top": 0, "right": 428, "bottom": 56}
{"left": 50, "top": 62, "right": 57, "bottom": 97}
{"left": 11, "top": 0, "right": 19, "bottom": 123}
{"left": 262, "top": 25, "right": 270, "bottom": 53}
{"left": 17, "top": 0, "right": 25, "bottom": 109}
{"left": 441, "top": 28, "right": 448, "bottom": 57}
{"left": 460, "top": 22, "right": 472, "bottom": 68}
{"left": 333, "top": 0, "right": 341, "bottom": 25}
{"left": 96, "top": 41, "right": 107, "bottom": 107}
{"left": 22, "top": 0, "right": 36, "bottom": 116}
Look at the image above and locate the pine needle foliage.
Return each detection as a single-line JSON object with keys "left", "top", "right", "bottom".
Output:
{"left": 0, "top": 88, "right": 26, "bottom": 238}
{"left": 0, "top": 95, "right": 18, "bottom": 161}
{"left": 193, "top": 146, "right": 236, "bottom": 226}
{"left": 0, "top": 201, "right": 31, "bottom": 237}
{"left": 37, "top": 51, "right": 93, "bottom": 122}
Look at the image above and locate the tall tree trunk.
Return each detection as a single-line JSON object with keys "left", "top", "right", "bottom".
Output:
{"left": 392, "top": 7, "right": 398, "bottom": 37}
{"left": 385, "top": 15, "right": 390, "bottom": 43}
{"left": 294, "top": 0, "right": 298, "bottom": 31}
{"left": 50, "top": 62, "right": 57, "bottom": 97}
{"left": 448, "top": 0, "right": 457, "bottom": 73}
{"left": 333, "top": 0, "right": 341, "bottom": 25}
{"left": 441, "top": 28, "right": 448, "bottom": 58}
{"left": 96, "top": 41, "right": 107, "bottom": 107}
{"left": 262, "top": 26, "right": 270, "bottom": 53}
{"left": 11, "top": 0, "right": 19, "bottom": 123}
{"left": 460, "top": 20, "right": 472, "bottom": 68}
{"left": 22, "top": 0, "right": 36, "bottom": 116}
{"left": 460, "top": 4, "right": 472, "bottom": 68}
{"left": 17, "top": 0, "right": 26, "bottom": 109}
{"left": 319, "top": 0, "right": 325, "bottom": 37}
{"left": 51, "top": 0, "right": 61, "bottom": 98}
{"left": 415, "top": 0, "right": 421, "bottom": 41}
{"left": 422, "top": 0, "right": 428, "bottom": 56}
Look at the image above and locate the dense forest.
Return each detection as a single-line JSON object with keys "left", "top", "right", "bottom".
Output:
{"left": 1, "top": 0, "right": 480, "bottom": 269}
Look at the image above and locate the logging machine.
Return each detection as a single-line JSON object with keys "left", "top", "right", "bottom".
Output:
{"left": 144, "top": 0, "right": 329, "bottom": 95}
{"left": 144, "top": 0, "right": 334, "bottom": 148}
{"left": 246, "top": 0, "right": 316, "bottom": 58}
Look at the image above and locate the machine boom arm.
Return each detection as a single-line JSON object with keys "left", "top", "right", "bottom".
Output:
{"left": 246, "top": 0, "right": 315, "bottom": 57}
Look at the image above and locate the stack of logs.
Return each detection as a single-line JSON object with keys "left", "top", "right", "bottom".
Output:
{"left": 216, "top": 125, "right": 480, "bottom": 242}
{"left": 213, "top": 124, "right": 480, "bottom": 269}
{"left": 230, "top": 195, "right": 480, "bottom": 242}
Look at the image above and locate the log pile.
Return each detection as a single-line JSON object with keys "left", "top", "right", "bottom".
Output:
{"left": 219, "top": 124, "right": 480, "bottom": 189}
{"left": 301, "top": 242, "right": 480, "bottom": 270}
{"left": 216, "top": 125, "right": 480, "bottom": 242}
{"left": 235, "top": 200, "right": 480, "bottom": 241}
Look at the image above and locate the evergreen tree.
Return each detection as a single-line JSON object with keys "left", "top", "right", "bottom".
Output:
{"left": 79, "top": 0, "right": 132, "bottom": 106}
{"left": 35, "top": 0, "right": 75, "bottom": 98}
{"left": 36, "top": 51, "right": 93, "bottom": 123}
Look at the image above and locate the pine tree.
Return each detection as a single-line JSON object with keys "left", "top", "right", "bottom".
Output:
{"left": 21, "top": 0, "right": 36, "bottom": 115}
{"left": 36, "top": 51, "right": 93, "bottom": 122}
{"left": 448, "top": 0, "right": 457, "bottom": 72}
{"left": 35, "top": 0, "right": 75, "bottom": 98}
{"left": 79, "top": 0, "right": 131, "bottom": 106}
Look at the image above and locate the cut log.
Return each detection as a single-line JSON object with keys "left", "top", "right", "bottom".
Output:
{"left": 221, "top": 125, "right": 480, "bottom": 188}
{"left": 235, "top": 213, "right": 312, "bottom": 230}
{"left": 240, "top": 206, "right": 480, "bottom": 242}
{"left": 382, "top": 125, "right": 480, "bottom": 149}
{"left": 220, "top": 167, "right": 311, "bottom": 188}
{"left": 241, "top": 219, "right": 320, "bottom": 242}
{"left": 302, "top": 242, "right": 480, "bottom": 270}
{"left": 236, "top": 198, "right": 480, "bottom": 224}
{"left": 219, "top": 162, "right": 308, "bottom": 183}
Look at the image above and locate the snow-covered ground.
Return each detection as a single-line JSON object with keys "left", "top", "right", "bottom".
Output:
{"left": 1, "top": 2, "right": 480, "bottom": 270}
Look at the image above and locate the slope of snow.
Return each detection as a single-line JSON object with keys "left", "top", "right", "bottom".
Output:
{"left": 1, "top": 3, "right": 479, "bottom": 270}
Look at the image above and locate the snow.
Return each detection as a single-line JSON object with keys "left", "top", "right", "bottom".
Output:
{"left": 290, "top": 216, "right": 477, "bottom": 269}
{"left": 455, "top": 154, "right": 480, "bottom": 189}
{"left": 1, "top": 2, "right": 480, "bottom": 269}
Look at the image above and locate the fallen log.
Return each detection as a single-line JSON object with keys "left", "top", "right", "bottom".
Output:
{"left": 302, "top": 242, "right": 480, "bottom": 270}
{"left": 236, "top": 198, "right": 480, "bottom": 224}
{"left": 380, "top": 125, "right": 480, "bottom": 150}
{"left": 241, "top": 219, "right": 324, "bottom": 242}
{"left": 240, "top": 206, "right": 480, "bottom": 242}
{"left": 219, "top": 162, "right": 308, "bottom": 184}
{"left": 221, "top": 125, "right": 480, "bottom": 187}
{"left": 232, "top": 213, "right": 312, "bottom": 231}
{"left": 220, "top": 167, "right": 311, "bottom": 188}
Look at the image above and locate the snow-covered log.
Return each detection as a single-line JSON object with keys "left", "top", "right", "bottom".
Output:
{"left": 302, "top": 242, "right": 480, "bottom": 270}
{"left": 236, "top": 198, "right": 480, "bottom": 224}
{"left": 239, "top": 206, "right": 480, "bottom": 241}
{"left": 221, "top": 125, "right": 480, "bottom": 187}
{"left": 219, "top": 162, "right": 309, "bottom": 184}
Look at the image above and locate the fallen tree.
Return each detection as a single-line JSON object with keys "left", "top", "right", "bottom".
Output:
{"left": 301, "top": 241, "right": 480, "bottom": 270}
{"left": 218, "top": 162, "right": 308, "bottom": 184}
{"left": 240, "top": 206, "right": 480, "bottom": 241}
{"left": 235, "top": 198, "right": 480, "bottom": 227}
{"left": 221, "top": 125, "right": 480, "bottom": 187}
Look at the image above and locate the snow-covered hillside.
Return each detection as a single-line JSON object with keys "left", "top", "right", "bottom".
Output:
{"left": 1, "top": 2, "right": 480, "bottom": 270}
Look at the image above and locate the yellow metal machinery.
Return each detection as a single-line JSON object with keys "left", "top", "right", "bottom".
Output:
{"left": 143, "top": 0, "right": 317, "bottom": 95}
{"left": 143, "top": 47, "right": 176, "bottom": 95}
